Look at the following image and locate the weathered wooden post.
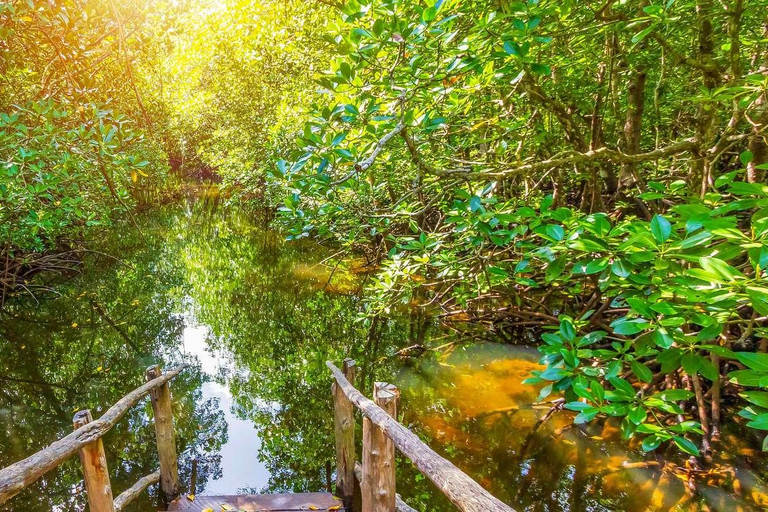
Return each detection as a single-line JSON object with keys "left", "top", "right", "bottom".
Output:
{"left": 190, "top": 458, "right": 198, "bottom": 497}
{"left": 73, "top": 410, "right": 115, "bottom": 512}
{"left": 333, "top": 358, "right": 357, "bottom": 510}
{"left": 146, "top": 364, "right": 180, "bottom": 505}
{"left": 362, "top": 382, "right": 399, "bottom": 512}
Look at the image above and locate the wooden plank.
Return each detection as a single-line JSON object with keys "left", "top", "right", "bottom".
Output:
{"left": 362, "top": 382, "right": 398, "bottom": 512}
{"left": 333, "top": 358, "right": 356, "bottom": 510}
{"left": 73, "top": 410, "right": 115, "bottom": 512}
{"left": 326, "top": 361, "right": 516, "bottom": 512}
{"left": 147, "top": 364, "right": 181, "bottom": 504}
{"left": 168, "top": 492, "right": 344, "bottom": 511}
{"left": 0, "top": 365, "right": 187, "bottom": 506}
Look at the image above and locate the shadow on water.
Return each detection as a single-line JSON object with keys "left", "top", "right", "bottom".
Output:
{"left": 2, "top": 193, "right": 768, "bottom": 510}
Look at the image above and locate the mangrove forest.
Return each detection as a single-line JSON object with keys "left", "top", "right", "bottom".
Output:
{"left": 2, "top": 0, "right": 768, "bottom": 510}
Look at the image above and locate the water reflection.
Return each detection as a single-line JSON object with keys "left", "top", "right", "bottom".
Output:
{"left": 3, "top": 198, "right": 767, "bottom": 511}
{"left": 180, "top": 322, "right": 268, "bottom": 493}
{"left": 396, "top": 343, "right": 768, "bottom": 511}
{"left": 0, "top": 207, "right": 227, "bottom": 511}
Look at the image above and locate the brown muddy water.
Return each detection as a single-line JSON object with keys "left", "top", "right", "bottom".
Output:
{"left": 1, "top": 200, "right": 767, "bottom": 511}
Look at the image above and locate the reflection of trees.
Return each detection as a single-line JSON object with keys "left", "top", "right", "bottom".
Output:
{"left": 0, "top": 210, "right": 226, "bottom": 511}
{"left": 175, "top": 208, "right": 420, "bottom": 493}
{"left": 394, "top": 346, "right": 768, "bottom": 512}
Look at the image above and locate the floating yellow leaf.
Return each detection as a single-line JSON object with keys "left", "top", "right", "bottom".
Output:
{"left": 221, "top": 504, "right": 234, "bottom": 511}
{"left": 308, "top": 506, "right": 319, "bottom": 511}
{"left": 202, "top": 509, "right": 213, "bottom": 512}
{"left": 328, "top": 506, "right": 341, "bottom": 511}
{"left": 186, "top": 494, "right": 195, "bottom": 501}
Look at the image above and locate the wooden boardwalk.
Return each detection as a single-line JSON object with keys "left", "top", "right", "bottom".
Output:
{"left": 0, "top": 360, "right": 516, "bottom": 512}
{"left": 168, "top": 492, "right": 344, "bottom": 511}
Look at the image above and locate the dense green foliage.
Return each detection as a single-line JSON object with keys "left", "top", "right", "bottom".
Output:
{"left": 0, "top": 0, "right": 166, "bottom": 258}
{"left": 263, "top": 0, "right": 768, "bottom": 461}
{"left": 4, "top": 0, "right": 768, "bottom": 503}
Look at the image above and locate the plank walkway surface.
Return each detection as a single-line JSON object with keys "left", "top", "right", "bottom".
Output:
{"left": 168, "top": 492, "right": 344, "bottom": 511}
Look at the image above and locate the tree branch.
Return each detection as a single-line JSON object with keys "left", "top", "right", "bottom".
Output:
{"left": 435, "top": 138, "right": 698, "bottom": 178}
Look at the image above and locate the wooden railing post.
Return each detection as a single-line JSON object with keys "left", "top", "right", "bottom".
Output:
{"left": 333, "top": 358, "right": 357, "bottom": 510}
{"left": 146, "top": 365, "right": 180, "bottom": 505}
{"left": 73, "top": 410, "right": 115, "bottom": 512}
{"left": 362, "top": 382, "right": 399, "bottom": 512}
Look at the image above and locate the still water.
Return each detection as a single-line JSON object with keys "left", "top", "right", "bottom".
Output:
{"left": 1, "top": 201, "right": 767, "bottom": 511}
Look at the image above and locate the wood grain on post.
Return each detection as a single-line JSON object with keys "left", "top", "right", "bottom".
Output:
{"left": 362, "top": 382, "right": 399, "bottom": 512}
{"left": 73, "top": 410, "right": 115, "bottom": 512}
{"left": 326, "top": 361, "right": 516, "bottom": 512}
{"left": 354, "top": 462, "right": 417, "bottom": 512}
{"left": 146, "top": 365, "right": 180, "bottom": 504}
{"left": 0, "top": 366, "right": 186, "bottom": 506}
{"left": 333, "top": 358, "right": 357, "bottom": 509}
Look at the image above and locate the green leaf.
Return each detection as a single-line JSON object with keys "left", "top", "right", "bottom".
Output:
{"left": 628, "top": 406, "right": 647, "bottom": 425}
{"left": 673, "top": 436, "right": 700, "bottom": 456}
{"left": 422, "top": 6, "right": 438, "bottom": 22}
{"left": 652, "top": 389, "right": 693, "bottom": 402}
{"left": 630, "top": 360, "right": 653, "bottom": 383}
{"left": 642, "top": 435, "right": 663, "bottom": 452}
{"left": 728, "top": 369, "right": 764, "bottom": 386}
{"left": 700, "top": 257, "right": 744, "bottom": 281}
{"left": 741, "top": 391, "right": 768, "bottom": 409}
{"left": 545, "top": 255, "right": 567, "bottom": 282}
{"left": 611, "top": 317, "right": 649, "bottom": 335}
{"left": 609, "top": 377, "right": 636, "bottom": 398}
{"left": 631, "top": 24, "right": 657, "bottom": 45}
{"left": 747, "top": 287, "right": 768, "bottom": 316}
{"left": 650, "top": 214, "right": 672, "bottom": 243}
{"left": 559, "top": 319, "right": 576, "bottom": 341}
{"left": 747, "top": 413, "right": 768, "bottom": 430}
{"left": 681, "top": 352, "right": 701, "bottom": 375}
{"left": 736, "top": 352, "right": 768, "bottom": 372}
{"left": 546, "top": 224, "right": 564, "bottom": 241}
{"left": 611, "top": 259, "right": 633, "bottom": 278}
{"left": 565, "top": 401, "right": 593, "bottom": 411}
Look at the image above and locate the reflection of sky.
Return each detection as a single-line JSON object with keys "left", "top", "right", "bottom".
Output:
{"left": 181, "top": 323, "right": 270, "bottom": 494}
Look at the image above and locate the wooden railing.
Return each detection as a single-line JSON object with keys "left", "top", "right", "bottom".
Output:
{"left": 0, "top": 364, "right": 187, "bottom": 511}
{"left": 328, "top": 359, "right": 516, "bottom": 512}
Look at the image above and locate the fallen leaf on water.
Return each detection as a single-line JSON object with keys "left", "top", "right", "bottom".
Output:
{"left": 186, "top": 494, "right": 195, "bottom": 501}
{"left": 328, "top": 506, "right": 341, "bottom": 511}
{"left": 202, "top": 509, "right": 213, "bottom": 512}
{"left": 221, "top": 504, "right": 234, "bottom": 511}
{"left": 308, "top": 506, "right": 319, "bottom": 511}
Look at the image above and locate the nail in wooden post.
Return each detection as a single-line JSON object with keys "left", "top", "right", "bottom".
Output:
{"left": 333, "top": 358, "right": 357, "bottom": 510}
{"left": 73, "top": 410, "right": 115, "bottom": 512}
{"left": 146, "top": 364, "right": 180, "bottom": 505}
{"left": 362, "top": 382, "right": 399, "bottom": 512}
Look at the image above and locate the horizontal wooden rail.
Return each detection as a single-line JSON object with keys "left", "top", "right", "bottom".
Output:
{"left": 327, "top": 361, "right": 515, "bottom": 512}
{"left": 114, "top": 470, "right": 160, "bottom": 511}
{"left": 0, "top": 365, "right": 187, "bottom": 505}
